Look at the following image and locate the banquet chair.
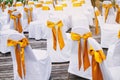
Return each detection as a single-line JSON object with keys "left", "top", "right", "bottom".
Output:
{"left": 104, "top": 39, "right": 120, "bottom": 80}
{"left": 7, "top": 32, "right": 51, "bottom": 80}
{"left": 10, "top": 11, "right": 23, "bottom": 33}
{"left": 46, "top": 16, "right": 70, "bottom": 62}
{"left": 102, "top": 1, "right": 116, "bottom": 24}
{"left": 28, "top": 5, "right": 50, "bottom": 40}
{"left": 7, "top": 7, "right": 17, "bottom": 24}
{"left": 68, "top": 27, "right": 110, "bottom": 80}
{"left": 22, "top": 6, "right": 33, "bottom": 32}
{"left": 95, "top": 7, "right": 120, "bottom": 48}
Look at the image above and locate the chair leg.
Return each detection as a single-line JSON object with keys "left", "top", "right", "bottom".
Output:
{"left": 68, "top": 73, "right": 70, "bottom": 80}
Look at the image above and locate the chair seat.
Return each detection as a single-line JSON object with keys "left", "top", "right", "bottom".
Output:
{"left": 32, "top": 49, "right": 49, "bottom": 60}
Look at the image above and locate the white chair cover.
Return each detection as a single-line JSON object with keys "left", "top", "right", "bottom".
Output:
{"left": 46, "top": 16, "right": 70, "bottom": 62}
{"left": 102, "top": 1, "right": 116, "bottom": 24}
{"left": 0, "top": 29, "right": 19, "bottom": 53}
{"left": 95, "top": 7, "right": 120, "bottom": 48}
{"left": 103, "top": 39, "right": 120, "bottom": 80}
{"left": 8, "top": 33, "right": 51, "bottom": 80}
{"left": 68, "top": 27, "right": 111, "bottom": 80}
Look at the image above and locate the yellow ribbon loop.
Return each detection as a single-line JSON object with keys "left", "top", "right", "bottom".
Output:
{"left": 42, "top": 6, "right": 50, "bottom": 10}
{"left": 10, "top": 13, "right": 23, "bottom": 33}
{"left": 28, "top": 1, "right": 34, "bottom": 5}
{"left": 80, "top": 0, "right": 85, "bottom": 4}
{"left": 71, "top": 0, "right": 77, "bottom": 3}
{"left": 89, "top": 46, "right": 106, "bottom": 80}
{"left": 47, "top": 20, "right": 65, "bottom": 50}
{"left": 72, "top": 2, "right": 82, "bottom": 7}
{"left": 1, "top": 2, "right": 5, "bottom": 12}
{"left": 35, "top": 3, "right": 42, "bottom": 8}
{"left": 24, "top": 7, "right": 33, "bottom": 24}
{"left": 102, "top": 3, "right": 113, "bottom": 22}
{"left": 71, "top": 32, "right": 92, "bottom": 71}
{"left": 7, "top": 38, "right": 29, "bottom": 79}
{"left": 118, "top": 30, "right": 120, "bottom": 38}
{"left": 45, "top": 1, "right": 53, "bottom": 4}
{"left": 62, "top": 3, "right": 67, "bottom": 7}
{"left": 115, "top": 5, "right": 120, "bottom": 23}
{"left": 94, "top": 10, "right": 100, "bottom": 35}
{"left": 16, "top": 3, "right": 23, "bottom": 7}
{"left": 54, "top": 5, "right": 63, "bottom": 11}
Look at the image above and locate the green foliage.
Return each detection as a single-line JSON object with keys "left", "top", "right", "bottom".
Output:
{"left": 5, "top": 0, "right": 13, "bottom": 4}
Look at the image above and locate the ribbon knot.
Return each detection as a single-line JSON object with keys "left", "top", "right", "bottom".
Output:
{"left": 71, "top": 32, "right": 92, "bottom": 71}
{"left": 115, "top": 5, "right": 120, "bottom": 24}
{"left": 89, "top": 46, "right": 106, "bottom": 80}
{"left": 102, "top": 4, "right": 113, "bottom": 22}
{"left": 10, "top": 13, "right": 23, "bottom": 33}
{"left": 47, "top": 20, "right": 65, "bottom": 50}
{"left": 7, "top": 38, "right": 29, "bottom": 79}
{"left": 24, "top": 7, "right": 33, "bottom": 24}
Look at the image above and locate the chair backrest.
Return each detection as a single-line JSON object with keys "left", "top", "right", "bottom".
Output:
{"left": 72, "top": 14, "right": 89, "bottom": 29}
{"left": 95, "top": 7, "right": 104, "bottom": 28}
{"left": 107, "top": 40, "right": 120, "bottom": 67}
{"left": 8, "top": 33, "right": 36, "bottom": 79}
{"left": 102, "top": 1, "right": 115, "bottom": 15}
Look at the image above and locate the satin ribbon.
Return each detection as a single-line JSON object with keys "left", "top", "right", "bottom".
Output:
{"left": 73, "top": 2, "right": 82, "bottom": 7}
{"left": 102, "top": 3, "right": 113, "bottom": 22}
{"left": 89, "top": 46, "right": 106, "bottom": 80}
{"left": 1, "top": 2, "right": 5, "bottom": 12}
{"left": 94, "top": 10, "right": 100, "bottom": 35}
{"left": 54, "top": 5, "right": 63, "bottom": 11}
{"left": 10, "top": 13, "right": 23, "bottom": 33}
{"left": 118, "top": 30, "right": 120, "bottom": 38}
{"left": 80, "top": 0, "right": 85, "bottom": 4}
{"left": 7, "top": 38, "right": 29, "bottom": 79}
{"left": 35, "top": 3, "right": 42, "bottom": 8}
{"left": 28, "top": 1, "right": 34, "bottom": 5}
{"left": 47, "top": 20, "right": 65, "bottom": 50}
{"left": 42, "top": 6, "right": 50, "bottom": 10}
{"left": 45, "top": 1, "right": 53, "bottom": 4}
{"left": 8, "top": 9, "right": 17, "bottom": 16}
{"left": 8, "top": 3, "right": 11, "bottom": 7}
{"left": 24, "top": 7, "right": 33, "bottom": 24}
{"left": 71, "top": 32, "right": 92, "bottom": 70}
{"left": 71, "top": 0, "right": 77, "bottom": 3}
{"left": 115, "top": 5, "right": 120, "bottom": 23}
{"left": 16, "top": 3, "right": 23, "bottom": 7}
{"left": 62, "top": 3, "right": 67, "bottom": 7}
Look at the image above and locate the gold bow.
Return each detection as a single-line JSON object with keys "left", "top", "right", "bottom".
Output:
{"left": 73, "top": 2, "right": 82, "bottom": 7}
{"left": 7, "top": 38, "right": 29, "bottom": 79}
{"left": 80, "top": 0, "right": 85, "bottom": 4}
{"left": 115, "top": 5, "right": 120, "bottom": 23}
{"left": 62, "top": 3, "right": 67, "bottom": 7}
{"left": 71, "top": 32, "right": 92, "bottom": 70}
{"left": 42, "top": 6, "right": 50, "bottom": 10}
{"left": 28, "top": 1, "right": 34, "bottom": 5}
{"left": 35, "top": 3, "right": 42, "bottom": 8}
{"left": 71, "top": 0, "right": 77, "bottom": 3}
{"left": 16, "top": 3, "right": 23, "bottom": 7}
{"left": 89, "top": 46, "right": 106, "bottom": 80}
{"left": 24, "top": 7, "right": 33, "bottom": 24}
{"left": 54, "top": 5, "right": 63, "bottom": 11}
{"left": 1, "top": 2, "right": 5, "bottom": 12}
{"left": 47, "top": 20, "right": 65, "bottom": 50}
{"left": 10, "top": 13, "right": 23, "bottom": 33}
{"left": 45, "top": 1, "right": 53, "bottom": 4}
{"left": 102, "top": 4, "right": 113, "bottom": 22}
{"left": 94, "top": 9, "right": 100, "bottom": 35}
{"left": 118, "top": 30, "right": 120, "bottom": 38}
{"left": 8, "top": 9, "right": 17, "bottom": 15}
